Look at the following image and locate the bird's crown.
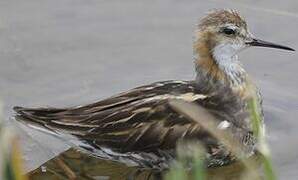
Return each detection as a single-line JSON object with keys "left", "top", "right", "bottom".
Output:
{"left": 198, "top": 9, "right": 247, "bottom": 30}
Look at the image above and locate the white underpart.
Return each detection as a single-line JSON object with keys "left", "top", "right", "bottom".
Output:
{"left": 217, "top": 120, "right": 231, "bottom": 130}
{"left": 213, "top": 42, "right": 242, "bottom": 70}
{"left": 212, "top": 42, "right": 246, "bottom": 85}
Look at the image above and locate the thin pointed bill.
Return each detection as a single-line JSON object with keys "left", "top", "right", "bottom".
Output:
{"left": 246, "top": 38, "right": 295, "bottom": 51}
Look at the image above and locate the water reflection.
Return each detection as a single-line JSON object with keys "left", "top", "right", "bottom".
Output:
{"left": 28, "top": 148, "right": 262, "bottom": 180}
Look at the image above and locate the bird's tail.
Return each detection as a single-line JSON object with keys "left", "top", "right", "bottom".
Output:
{"left": 13, "top": 106, "right": 70, "bottom": 135}
{"left": 13, "top": 106, "right": 98, "bottom": 155}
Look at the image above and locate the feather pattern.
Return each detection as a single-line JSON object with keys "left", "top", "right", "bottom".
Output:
{"left": 14, "top": 80, "right": 256, "bottom": 169}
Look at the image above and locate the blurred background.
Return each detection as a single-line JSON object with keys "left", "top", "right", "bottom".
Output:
{"left": 0, "top": 0, "right": 298, "bottom": 179}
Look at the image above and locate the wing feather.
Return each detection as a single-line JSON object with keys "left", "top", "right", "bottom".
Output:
{"left": 14, "top": 80, "right": 209, "bottom": 153}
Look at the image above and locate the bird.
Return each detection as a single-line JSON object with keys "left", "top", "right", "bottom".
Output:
{"left": 14, "top": 9, "right": 294, "bottom": 170}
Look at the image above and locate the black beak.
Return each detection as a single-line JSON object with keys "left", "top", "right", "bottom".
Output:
{"left": 246, "top": 38, "right": 295, "bottom": 51}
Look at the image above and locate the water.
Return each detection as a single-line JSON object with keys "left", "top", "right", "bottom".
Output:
{"left": 27, "top": 148, "right": 263, "bottom": 180}
{"left": 0, "top": 0, "right": 298, "bottom": 179}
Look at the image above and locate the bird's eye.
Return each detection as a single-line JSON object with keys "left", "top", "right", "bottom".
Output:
{"left": 222, "top": 28, "right": 236, "bottom": 35}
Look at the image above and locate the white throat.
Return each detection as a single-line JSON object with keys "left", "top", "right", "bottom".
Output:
{"left": 212, "top": 43, "right": 246, "bottom": 86}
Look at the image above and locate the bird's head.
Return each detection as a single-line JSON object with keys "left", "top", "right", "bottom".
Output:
{"left": 194, "top": 9, "right": 294, "bottom": 60}
{"left": 194, "top": 9, "right": 294, "bottom": 86}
